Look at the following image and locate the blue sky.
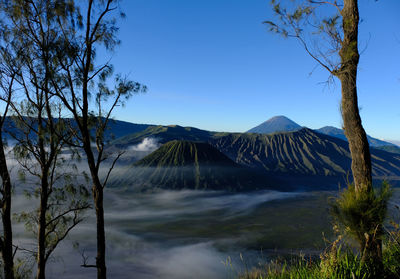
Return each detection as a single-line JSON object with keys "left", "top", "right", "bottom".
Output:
{"left": 108, "top": 0, "right": 399, "bottom": 140}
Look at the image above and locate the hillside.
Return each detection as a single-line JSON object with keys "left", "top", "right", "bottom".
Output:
{"left": 113, "top": 140, "right": 274, "bottom": 191}
{"left": 111, "top": 124, "right": 400, "bottom": 182}
{"left": 211, "top": 128, "right": 400, "bottom": 178}
{"left": 103, "top": 119, "right": 153, "bottom": 140}
{"left": 247, "top": 116, "right": 301, "bottom": 134}
{"left": 376, "top": 145, "right": 400, "bottom": 155}
{"left": 112, "top": 125, "right": 214, "bottom": 146}
{"left": 1, "top": 116, "right": 152, "bottom": 143}
{"left": 316, "top": 126, "right": 395, "bottom": 148}
{"left": 135, "top": 140, "right": 236, "bottom": 167}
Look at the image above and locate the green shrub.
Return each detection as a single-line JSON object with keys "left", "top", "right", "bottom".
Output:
{"left": 331, "top": 182, "right": 391, "bottom": 250}
{"left": 330, "top": 181, "right": 392, "bottom": 273}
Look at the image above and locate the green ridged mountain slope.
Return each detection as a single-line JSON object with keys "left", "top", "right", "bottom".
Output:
{"left": 114, "top": 140, "right": 273, "bottom": 191}
{"left": 135, "top": 140, "right": 236, "bottom": 167}
{"left": 111, "top": 125, "right": 400, "bottom": 182}
{"left": 211, "top": 128, "right": 400, "bottom": 178}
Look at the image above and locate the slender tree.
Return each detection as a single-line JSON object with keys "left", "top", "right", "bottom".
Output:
{"left": 0, "top": 1, "right": 90, "bottom": 278}
{"left": 49, "top": 1, "right": 145, "bottom": 278}
{"left": 0, "top": 47, "right": 16, "bottom": 279}
{"left": 0, "top": 1, "right": 143, "bottom": 278}
{"left": 11, "top": 103, "right": 90, "bottom": 279}
{"left": 266, "top": 0, "right": 380, "bottom": 264}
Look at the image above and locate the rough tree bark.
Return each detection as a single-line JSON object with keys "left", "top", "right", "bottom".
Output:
{"left": 81, "top": 8, "right": 107, "bottom": 273}
{"left": 83, "top": 138, "right": 107, "bottom": 279}
{"left": 0, "top": 77, "right": 15, "bottom": 279}
{"left": 37, "top": 173, "right": 49, "bottom": 279}
{"left": 0, "top": 136, "right": 14, "bottom": 279}
{"left": 338, "top": 1, "right": 381, "bottom": 264}
{"left": 266, "top": 0, "right": 382, "bottom": 266}
{"left": 338, "top": 0, "right": 372, "bottom": 194}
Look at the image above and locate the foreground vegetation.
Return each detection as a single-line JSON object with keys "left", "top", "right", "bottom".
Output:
{"left": 240, "top": 240, "right": 399, "bottom": 279}
{"left": 239, "top": 183, "right": 399, "bottom": 279}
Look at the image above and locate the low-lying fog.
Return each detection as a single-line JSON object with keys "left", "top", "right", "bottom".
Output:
{"left": 11, "top": 188, "right": 336, "bottom": 279}
{"left": 6, "top": 139, "right": 334, "bottom": 278}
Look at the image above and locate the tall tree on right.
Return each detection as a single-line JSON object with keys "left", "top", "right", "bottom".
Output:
{"left": 266, "top": 0, "right": 382, "bottom": 266}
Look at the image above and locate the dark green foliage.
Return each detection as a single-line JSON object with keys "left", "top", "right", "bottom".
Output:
{"left": 331, "top": 182, "right": 392, "bottom": 253}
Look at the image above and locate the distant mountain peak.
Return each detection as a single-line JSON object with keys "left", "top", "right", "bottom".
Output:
{"left": 269, "top": 115, "right": 292, "bottom": 121}
{"left": 247, "top": 115, "right": 301, "bottom": 134}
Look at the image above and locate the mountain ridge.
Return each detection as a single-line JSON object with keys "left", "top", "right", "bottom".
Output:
{"left": 316, "top": 126, "right": 395, "bottom": 148}
{"left": 1, "top": 116, "right": 153, "bottom": 143}
{"left": 113, "top": 125, "right": 400, "bottom": 190}
{"left": 211, "top": 128, "right": 400, "bottom": 178}
{"left": 247, "top": 116, "right": 396, "bottom": 148}
{"left": 114, "top": 140, "right": 274, "bottom": 191}
{"left": 113, "top": 125, "right": 214, "bottom": 146}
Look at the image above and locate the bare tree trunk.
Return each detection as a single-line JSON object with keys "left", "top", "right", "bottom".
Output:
{"left": 83, "top": 141, "right": 107, "bottom": 279}
{"left": 36, "top": 175, "right": 49, "bottom": 279}
{"left": 93, "top": 183, "right": 106, "bottom": 279}
{"left": 36, "top": 112, "right": 49, "bottom": 279}
{"left": 36, "top": 108, "right": 49, "bottom": 279}
{"left": 339, "top": 0, "right": 380, "bottom": 264}
{"left": 339, "top": 72, "right": 372, "bottom": 193}
{"left": 339, "top": 0, "right": 372, "bottom": 194}
{"left": 0, "top": 137, "right": 14, "bottom": 279}
{"left": 80, "top": 7, "right": 107, "bottom": 272}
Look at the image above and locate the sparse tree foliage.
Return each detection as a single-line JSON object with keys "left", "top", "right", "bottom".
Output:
{"left": 0, "top": 1, "right": 91, "bottom": 278}
{"left": 266, "top": 0, "right": 381, "bottom": 268}
{"left": 47, "top": 1, "right": 145, "bottom": 278}
{"left": 266, "top": 0, "right": 371, "bottom": 193}
{"left": 0, "top": 1, "right": 144, "bottom": 278}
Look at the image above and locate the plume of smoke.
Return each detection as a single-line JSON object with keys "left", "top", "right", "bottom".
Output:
{"left": 130, "top": 137, "right": 160, "bottom": 152}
